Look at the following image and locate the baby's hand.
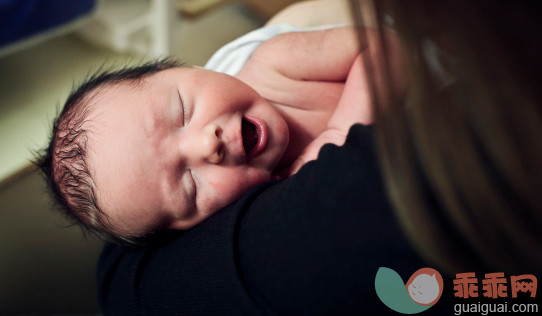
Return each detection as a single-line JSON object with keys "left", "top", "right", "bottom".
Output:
{"left": 287, "top": 55, "right": 370, "bottom": 176}
{"left": 284, "top": 55, "right": 371, "bottom": 177}
{"left": 287, "top": 128, "right": 347, "bottom": 176}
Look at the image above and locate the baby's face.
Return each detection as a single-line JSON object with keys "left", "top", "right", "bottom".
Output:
{"left": 87, "top": 67, "right": 289, "bottom": 235}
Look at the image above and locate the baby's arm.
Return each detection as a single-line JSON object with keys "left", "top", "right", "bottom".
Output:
{"left": 239, "top": 26, "right": 402, "bottom": 177}
{"left": 286, "top": 28, "right": 404, "bottom": 176}
{"left": 243, "top": 27, "right": 367, "bottom": 178}
{"left": 286, "top": 54, "right": 371, "bottom": 176}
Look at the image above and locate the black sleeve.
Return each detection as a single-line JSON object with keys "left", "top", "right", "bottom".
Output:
{"left": 97, "top": 125, "right": 430, "bottom": 315}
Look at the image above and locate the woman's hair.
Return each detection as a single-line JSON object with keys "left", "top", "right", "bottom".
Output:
{"left": 350, "top": 0, "right": 542, "bottom": 273}
{"left": 35, "top": 58, "right": 183, "bottom": 246}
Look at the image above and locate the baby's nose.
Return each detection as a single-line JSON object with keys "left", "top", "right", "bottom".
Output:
{"left": 198, "top": 124, "right": 224, "bottom": 164}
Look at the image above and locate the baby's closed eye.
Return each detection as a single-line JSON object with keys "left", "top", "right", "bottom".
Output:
{"left": 181, "top": 169, "right": 196, "bottom": 200}
{"left": 178, "top": 91, "right": 194, "bottom": 126}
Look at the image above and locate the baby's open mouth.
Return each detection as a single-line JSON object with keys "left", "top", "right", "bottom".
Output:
{"left": 241, "top": 115, "right": 268, "bottom": 160}
{"left": 242, "top": 118, "right": 258, "bottom": 155}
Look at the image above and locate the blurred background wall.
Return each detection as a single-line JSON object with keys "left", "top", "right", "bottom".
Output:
{"left": 0, "top": 0, "right": 300, "bottom": 314}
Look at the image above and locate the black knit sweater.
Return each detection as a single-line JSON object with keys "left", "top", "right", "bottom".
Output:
{"left": 97, "top": 125, "right": 457, "bottom": 315}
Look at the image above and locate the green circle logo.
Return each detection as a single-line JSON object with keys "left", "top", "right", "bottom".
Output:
{"left": 375, "top": 267, "right": 444, "bottom": 314}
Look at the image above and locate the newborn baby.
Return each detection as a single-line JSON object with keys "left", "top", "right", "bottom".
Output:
{"left": 39, "top": 26, "right": 380, "bottom": 245}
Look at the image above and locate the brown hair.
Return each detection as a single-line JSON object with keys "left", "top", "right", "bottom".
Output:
{"left": 350, "top": 0, "right": 542, "bottom": 273}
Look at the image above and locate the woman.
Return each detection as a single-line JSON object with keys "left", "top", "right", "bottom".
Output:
{"left": 97, "top": 0, "right": 541, "bottom": 314}
{"left": 353, "top": 0, "right": 542, "bottom": 273}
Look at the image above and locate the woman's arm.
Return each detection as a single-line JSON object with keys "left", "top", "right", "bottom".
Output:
{"left": 265, "top": 0, "right": 354, "bottom": 28}
{"left": 264, "top": 0, "right": 380, "bottom": 29}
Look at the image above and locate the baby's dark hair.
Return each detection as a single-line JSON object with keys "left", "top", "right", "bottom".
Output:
{"left": 35, "top": 58, "right": 183, "bottom": 246}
